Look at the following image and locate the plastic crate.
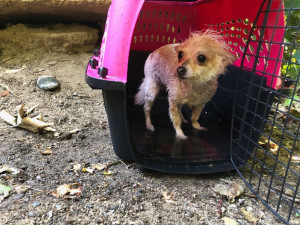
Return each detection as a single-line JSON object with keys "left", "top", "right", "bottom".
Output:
{"left": 85, "top": 0, "right": 284, "bottom": 174}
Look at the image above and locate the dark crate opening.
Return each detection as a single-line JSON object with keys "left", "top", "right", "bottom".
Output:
{"left": 125, "top": 50, "right": 274, "bottom": 173}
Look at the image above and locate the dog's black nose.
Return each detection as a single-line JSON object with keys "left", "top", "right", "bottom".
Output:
{"left": 177, "top": 66, "right": 186, "bottom": 77}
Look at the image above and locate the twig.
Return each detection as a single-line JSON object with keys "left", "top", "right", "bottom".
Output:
{"left": 242, "top": 193, "right": 258, "bottom": 199}
{"left": 120, "top": 160, "right": 132, "bottom": 169}
{"left": 0, "top": 83, "right": 19, "bottom": 97}
{"left": 30, "top": 191, "right": 50, "bottom": 197}
{"left": 104, "top": 160, "right": 129, "bottom": 172}
{"left": 218, "top": 197, "right": 223, "bottom": 216}
{"left": 106, "top": 160, "right": 123, "bottom": 168}
{"left": 1, "top": 58, "right": 12, "bottom": 63}
{"left": 170, "top": 178, "right": 178, "bottom": 186}
{"left": 271, "top": 187, "right": 300, "bottom": 203}
{"left": 0, "top": 126, "right": 14, "bottom": 129}
{"left": 25, "top": 186, "right": 44, "bottom": 192}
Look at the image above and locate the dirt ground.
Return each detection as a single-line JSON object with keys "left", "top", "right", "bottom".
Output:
{"left": 0, "top": 24, "right": 284, "bottom": 225}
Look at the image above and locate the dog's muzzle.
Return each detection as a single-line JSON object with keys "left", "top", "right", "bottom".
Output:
{"left": 177, "top": 66, "right": 187, "bottom": 79}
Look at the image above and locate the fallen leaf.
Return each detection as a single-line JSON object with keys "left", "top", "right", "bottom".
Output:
{"left": 41, "top": 147, "right": 52, "bottom": 155}
{"left": 92, "top": 163, "right": 106, "bottom": 171}
{"left": 4, "top": 68, "right": 25, "bottom": 74}
{"left": 133, "top": 182, "right": 142, "bottom": 188}
{"left": 291, "top": 155, "right": 300, "bottom": 163}
{"left": 162, "top": 191, "right": 175, "bottom": 203}
{"left": 241, "top": 207, "right": 258, "bottom": 222}
{"left": 0, "top": 104, "right": 56, "bottom": 133}
{"left": 222, "top": 217, "right": 238, "bottom": 225}
{"left": 52, "top": 183, "right": 82, "bottom": 199}
{"left": 0, "top": 165, "right": 20, "bottom": 175}
{"left": 0, "top": 184, "right": 11, "bottom": 202}
{"left": 291, "top": 219, "right": 300, "bottom": 224}
{"left": 1, "top": 91, "right": 9, "bottom": 97}
{"left": 103, "top": 170, "right": 112, "bottom": 175}
{"left": 290, "top": 108, "right": 300, "bottom": 118}
{"left": 259, "top": 139, "right": 279, "bottom": 153}
{"left": 73, "top": 164, "right": 81, "bottom": 171}
{"left": 82, "top": 167, "right": 94, "bottom": 174}
{"left": 70, "top": 128, "right": 80, "bottom": 134}
{"left": 15, "top": 185, "right": 29, "bottom": 194}
{"left": 213, "top": 182, "right": 244, "bottom": 202}
{"left": 24, "top": 105, "right": 38, "bottom": 117}
{"left": 54, "top": 132, "right": 61, "bottom": 137}
{"left": 0, "top": 110, "right": 16, "bottom": 126}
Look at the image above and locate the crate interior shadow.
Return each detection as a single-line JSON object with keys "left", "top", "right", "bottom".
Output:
{"left": 126, "top": 50, "right": 272, "bottom": 169}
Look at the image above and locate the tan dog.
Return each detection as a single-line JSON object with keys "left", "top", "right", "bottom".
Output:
{"left": 135, "top": 30, "right": 236, "bottom": 139}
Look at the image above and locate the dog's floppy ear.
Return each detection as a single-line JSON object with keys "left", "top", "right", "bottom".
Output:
{"left": 219, "top": 48, "right": 237, "bottom": 65}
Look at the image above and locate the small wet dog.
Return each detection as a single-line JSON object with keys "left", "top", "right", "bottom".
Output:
{"left": 135, "top": 30, "right": 236, "bottom": 139}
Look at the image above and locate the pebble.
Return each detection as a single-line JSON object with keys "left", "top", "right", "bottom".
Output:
{"left": 36, "top": 76, "right": 60, "bottom": 91}
{"left": 13, "top": 194, "right": 24, "bottom": 200}
{"left": 28, "top": 212, "right": 36, "bottom": 217}
{"left": 48, "top": 60, "right": 57, "bottom": 66}
{"left": 55, "top": 204, "right": 63, "bottom": 211}
{"left": 15, "top": 185, "right": 29, "bottom": 194}
{"left": 32, "top": 202, "right": 41, "bottom": 207}
{"left": 47, "top": 210, "right": 53, "bottom": 218}
{"left": 86, "top": 204, "right": 94, "bottom": 208}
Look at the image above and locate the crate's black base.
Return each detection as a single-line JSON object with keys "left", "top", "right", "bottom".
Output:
{"left": 127, "top": 95, "right": 233, "bottom": 174}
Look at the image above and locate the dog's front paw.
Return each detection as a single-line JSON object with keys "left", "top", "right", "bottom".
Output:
{"left": 146, "top": 123, "right": 155, "bottom": 132}
{"left": 175, "top": 130, "right": 187, "bottom": 140}
{"left": 176, "top": 133, "right": 187, "bottom": 140}
{"left": 175, "top": 128, "right": 187, "bottom": 140}
{"left": 192, "top": 122, "right": 207, "bottom": 130}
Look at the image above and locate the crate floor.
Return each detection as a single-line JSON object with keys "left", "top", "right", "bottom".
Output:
{"left": 127, "top": 96, "right": 232, "bottom": 165}
{"left": 125, "top": 51, "right": 271, "bottom": 173}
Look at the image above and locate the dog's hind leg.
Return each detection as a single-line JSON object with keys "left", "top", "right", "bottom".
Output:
{"left": 144, "top": 100, "right": 155, "bottom": 131}
{"left": 143, "top": 79, "right": 160, "bottom": 132}
{"left": 178, "top": 105, "right": 188, "bottom": 123}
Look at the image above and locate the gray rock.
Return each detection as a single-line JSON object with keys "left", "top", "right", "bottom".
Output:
{"left": 15, "top": 185, "right": 29, "bottom": 194}
{"left": 32, "top": 201, "right": 41, "bottom": 207}
{"left": 28, "top": 212, "right": 36, "bottom": 217}
{"left": 36, "top": 76, "right": 60, "bottom": 91}
{"left": 55, "top": 204, "right": 63, "bottom": 211}
{"left": 13, "top": 193, "right": 24, "bottom": 200}
{"left": 47, "top": 210, "right": 53, "bottom": 218}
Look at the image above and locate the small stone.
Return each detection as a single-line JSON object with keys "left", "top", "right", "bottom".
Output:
{"left": 32, "top": 201, "right": 41, "bottom": 207}
{"left": 47, "top": 210, "right": 53, "bottom": 218}
{"left": 15, "top": 185, "right": 29, "bottom": 194}
{"left": 28, "top": 212, "right": 36, "bottom": 217}
{"left": 13, "top": 194, "right": 24, "bottom": 200}
{"left": 86, "top": 204, "right": 94, "bottom": 208}
{"left": 55, "top": 204, "right": 63, "bottom": 211}
{"left": 36, "top": 76, "right": 60, "bottom": 91}
{"left": 48, "top": 60, "right": 57, "bottom": 66}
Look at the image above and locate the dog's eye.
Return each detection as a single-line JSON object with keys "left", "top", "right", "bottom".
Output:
{"left": 197, "top": 55, "right": 206, "bottom": 63}
{"left": 178, "top": 51, "right": 184, "bottom": 60}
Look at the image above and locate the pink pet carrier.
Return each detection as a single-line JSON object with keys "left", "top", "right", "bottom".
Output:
{"left": 86, "top": 0, "right": 284, "bottom": 172}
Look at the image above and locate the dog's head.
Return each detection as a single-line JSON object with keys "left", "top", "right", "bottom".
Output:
{"left": 175, "top": 30, "right": 236, "bottom": 82}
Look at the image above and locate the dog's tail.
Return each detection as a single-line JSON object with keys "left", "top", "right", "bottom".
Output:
{"left": 134, "top": 80, "right": 146, "bottom": 105}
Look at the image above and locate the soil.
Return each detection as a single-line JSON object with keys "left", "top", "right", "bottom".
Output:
{"left": 0, "top": 23, "right": 287, "bottom": 225}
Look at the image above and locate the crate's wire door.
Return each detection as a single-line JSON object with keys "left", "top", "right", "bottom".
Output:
{"left": 230, "top": 0, "right": 300, "bottom": 224}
